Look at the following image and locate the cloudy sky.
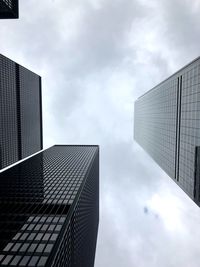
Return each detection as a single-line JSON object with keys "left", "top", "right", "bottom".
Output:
{"left": 1, "top": 0, "right": 200, "bottom": 266}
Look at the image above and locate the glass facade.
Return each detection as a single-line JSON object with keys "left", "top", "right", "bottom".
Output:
{"left": 19, "top": 66, "right": 43, "bottom": 159}
{"left": 0, "top": 145, "right": 99, "bottom": 266}
{"left": 134, "top": 57, "right": 200, "bottom": 206}
{"left": 0, "top": 54, "right": 43, "bottom": 169}
{"left": 0, "top": 0, "right": 18, "bottom": 19}
{"left": 0, "top": 54, "right": 18, "bottom": 169}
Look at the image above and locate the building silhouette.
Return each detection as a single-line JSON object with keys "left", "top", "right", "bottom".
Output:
{"left": 134, "top": 57, "right": 200, "bottom": 206}
{"left": 0, "top": 0, "right": 19, "bottom": 19}
{"left": 0, "top": 145, "right": 99, "bottom": 266}
{"left": 0, "top": 54, "right": 43, "bottom": 169}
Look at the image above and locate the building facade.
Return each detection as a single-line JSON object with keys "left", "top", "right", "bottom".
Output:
{"left": 0, "top": 54, "right": 43, "bottom": 169}
{"left": 0, "top": 0, "right": 19, "bottom": 19}
{"left": 134, "top": 57, "right": 200, "bottom": 206}
{"left": 0, "top": 145, "right": 99, "bottom": 266}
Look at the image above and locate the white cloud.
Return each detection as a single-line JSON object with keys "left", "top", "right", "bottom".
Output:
{"left": 148, "top": 193, "right": 184, "bottom": 232}
{"left": 1, "top": 0, "right": 200, "bottom": 266}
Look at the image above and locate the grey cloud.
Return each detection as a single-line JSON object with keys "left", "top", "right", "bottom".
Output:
{"left": 159, "top": 0, "right": 200, "bottom": 59}
{"left": 65, "top": 0, "right": 145, "bottom": 73}
{"left": 144, "top": 206, "right": 148, "bottom": 214}
{"left": 1, "top": 0, "right": 200, "bottom": 267}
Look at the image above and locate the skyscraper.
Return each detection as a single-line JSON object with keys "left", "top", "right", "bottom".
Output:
{"left": 0, "top": 0, "right": 19, "bottom": 19}
{"left": 134, "top": 57, "right": 200, "bottom": 206}
{"left": 0, "top": 54, "right": 43, "bottom": 169}
{"left": 0, "top": 145, "right": 99, "bottom": 266}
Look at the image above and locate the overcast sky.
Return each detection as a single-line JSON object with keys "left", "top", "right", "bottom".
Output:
{"left": 1, "top": 0, "right": 200, "bottom": 266}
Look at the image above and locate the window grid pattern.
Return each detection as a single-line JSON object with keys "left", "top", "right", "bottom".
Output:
{"left": 134, "top": 57, "right": 200, "bottom": 204}
{"left": 0, "top": 54, "right": 42, "bottom": 170}
{"left": 0, "top": 145, "right": 99, "bottom": 266}
{"left": 0, "top": 54, "right": 18, "bottom": 169}
{"left": 178, "top": 61, "right": 200, "bottom": 197}
{"left": 19, "top": 66, "right": 42, "bottom": 159}
{"left": 50, "top": 151, "right": 99, "bottom": 267}
{"left": 72, "top": 151, "right": 99, "bottom": 267}
{"left": 134, "top": 78, "right": 178, "bottom": 179}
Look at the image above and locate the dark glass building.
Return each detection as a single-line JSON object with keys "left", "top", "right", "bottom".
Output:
{"left": 0, "top": 145, "right": 99, "bottom": 266}
{"left": 0, "top": 0, "right": 19, "bottom": 19}
{"left": 0, "top": 54, "right": 43, "bottom": 169}
{"left": 134, "top": 57, "right": 200, "bottom": 206}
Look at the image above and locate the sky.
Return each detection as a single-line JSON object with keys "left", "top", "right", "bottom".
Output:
{"left": 1, "top": 0, "right": 200, "bottom": 266}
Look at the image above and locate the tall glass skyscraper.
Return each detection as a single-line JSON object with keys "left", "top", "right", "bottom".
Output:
{"left": 0, "top": 145, "right": 99, "bottom": 266}
{"left": 0, "top": 0, "right": 19, "bottom": 19}
{"left": 0, "top": 54, "right": 43, "bottom": 169}
{"left": 134, "top": 57, "right": 200, "bottom": 206}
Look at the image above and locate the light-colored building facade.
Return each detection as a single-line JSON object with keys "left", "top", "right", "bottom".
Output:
{"left": 134, "top": 57, "right": 200, "bottom": 206}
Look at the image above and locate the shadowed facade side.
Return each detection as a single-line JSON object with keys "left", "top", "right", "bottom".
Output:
{"left": 0, "top": 54, "right": 43, "bottom": 169}
{"left": 0, "top": 145, "right": 99, "bottom": 267}
{"left": 0, "top": 0, "right": 19, "bottom": 19}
